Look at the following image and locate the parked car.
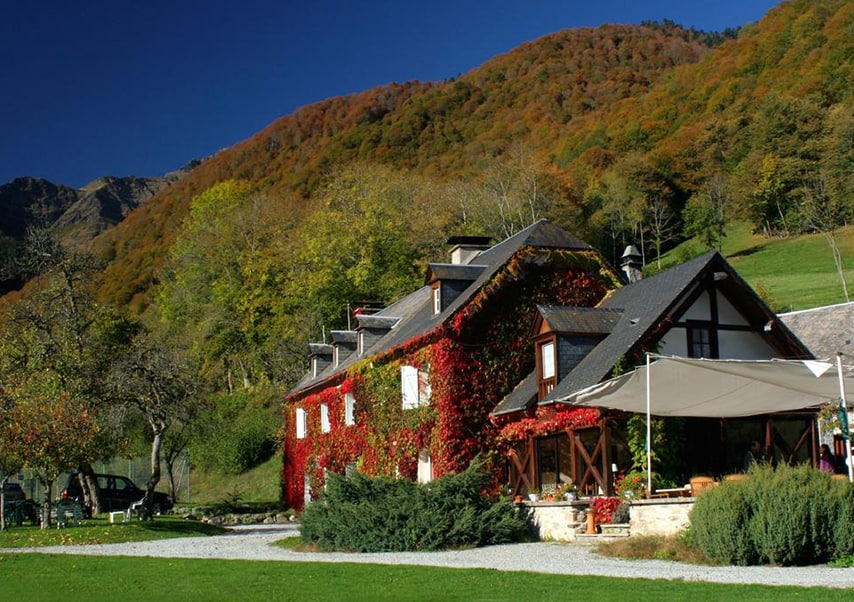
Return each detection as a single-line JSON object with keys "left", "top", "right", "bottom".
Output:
{"left": 61, "top": 473, "right": 173, "bottom": 516}
{"left": 2, "top": 481, "right": 39, "bottom": 525}
{"left": 2, "top": 481, "right": 26, "bottom": 502}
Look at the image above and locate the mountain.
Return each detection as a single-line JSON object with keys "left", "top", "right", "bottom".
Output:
{"left": 0, "top": 162, "right": 197, "bottom": 291}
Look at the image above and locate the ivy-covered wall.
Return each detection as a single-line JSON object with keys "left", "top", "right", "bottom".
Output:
{"left": 283, "top": 248, "right": 620, "bottom": 510}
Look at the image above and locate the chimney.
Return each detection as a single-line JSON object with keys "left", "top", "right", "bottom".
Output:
{"left": 620, "top": 245, "right": 643, "bottom": 283}
{"left": 446, "top": 235, "right": 492, "bottom": 265}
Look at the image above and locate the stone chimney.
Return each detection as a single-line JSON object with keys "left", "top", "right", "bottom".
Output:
{"left": 447, "top": 235, "right": 492, "bottom": 265}
{"left": 620, "top": 245, "right": 643, "bottom": 283}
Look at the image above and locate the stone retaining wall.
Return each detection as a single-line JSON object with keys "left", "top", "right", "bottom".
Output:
{"left": 628, "top": 498, "right": 694, "bottom": 536}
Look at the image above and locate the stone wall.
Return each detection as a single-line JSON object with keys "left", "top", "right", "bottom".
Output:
{"left": 525, "top": 501, "right": 588, "bottom": 541}
{"left": 628, "top": 498, "right": 694, "bottom": 536}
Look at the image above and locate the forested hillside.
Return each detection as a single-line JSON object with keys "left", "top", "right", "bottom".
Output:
{"left": 2, "top": 0, "right": 851, "bottom": 489}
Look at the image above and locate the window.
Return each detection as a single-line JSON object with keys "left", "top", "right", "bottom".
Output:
{"left": 432, "top": 284, "right": 442, "bottom": 315}
{"left": 402, "top": 365, "right": 419, "bottom": 409}
{"left": 295, "top": 407, "right": 307, "bottom": 439}
{"left": 344, "top": 392, "right": 356, "bottom": 426}
{"left": 537, "top": 339, "right": 557, "bottom": 399}
{"left": 541, "top": 341, "right": 556, "bottom": 379}
{"left": 687, "top": 322, "right": 713, "bottom": 358}
{"left": 358, "top": 330, "right": 365, "bottom": 355}
{"left": 333, "top": 345, "right": 339, "bottom": 367}
{"left": 417, "top": 449, "right": 433, "bottom": 483}
{"left": 320, "top": 403, "right": 330, "bottom": 433}
{"left": 311, "top": 357, "right": 318, "bottom": 378}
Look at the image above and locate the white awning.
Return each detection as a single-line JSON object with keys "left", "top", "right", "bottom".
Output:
{"left": 557, "top": 356, "right": 854, "bottom": 418}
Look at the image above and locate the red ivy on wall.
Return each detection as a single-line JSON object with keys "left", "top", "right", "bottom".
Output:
{"left": 283, "top": 249, "right": 618, "bottom": 510}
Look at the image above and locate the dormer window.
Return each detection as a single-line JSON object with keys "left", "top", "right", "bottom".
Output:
{"left": 358, "top": 330, "right": 365, "bottom": 355}
{"left": 432, "top": 284, "right": 441, "bottom": 315}
{"left": 536, "top": 337, "right": 558, "bottom": 398}
{"left": 311, "top": 357, "right": 319, "bottom": 378}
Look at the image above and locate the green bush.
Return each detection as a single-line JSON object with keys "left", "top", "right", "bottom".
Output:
{"left": 300, "top": 461, "right": 529, "bottom": 552}
{"left": 690, "top": 478, "right": 756, "bottom": 565}
{"left": 690, "top": 464, "right": 851, "bottom": 566}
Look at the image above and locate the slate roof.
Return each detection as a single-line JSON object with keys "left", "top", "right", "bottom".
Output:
{"left": 537, "top": 305, "right": 623, "bottom": 335}
{"left": 493, "top": 370, "right": 539, "bottom": 415}
{"left": 288, "top": 219, "right": 598, "bottom": 397}
{"left": 540, "top": 251, "right": 811, "bottom": 405}
{"left": 779, "top": 302, "right": 854, "bottom": 360}
{"left": 426, "top": 263, "right": 486, "bottom": 283}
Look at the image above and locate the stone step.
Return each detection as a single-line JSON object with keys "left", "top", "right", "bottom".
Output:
{"left": 574, "top": 532, "right": 631, "bottom": 544}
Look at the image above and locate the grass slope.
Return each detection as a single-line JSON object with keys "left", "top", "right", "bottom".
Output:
{"left": 662, "top": 222, "right": 854, "bottom": 312}
{"left": 2, "top": 555, "right": 850, "bottom": 601}
{"left": 187, "top": 455, "right": 283, "bottom": 505}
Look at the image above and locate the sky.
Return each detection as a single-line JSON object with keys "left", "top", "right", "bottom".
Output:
{"left": 0, "top": 0, "right": 783, "bottom": 188}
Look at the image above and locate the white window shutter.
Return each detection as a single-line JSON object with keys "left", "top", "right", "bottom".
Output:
{"left": 296, "top": 407, "right": 307, "bottom": 439}
{"left": 320, "top": 403, "right": 330, "bottom": 433}
{"left": 344, "top": 392, "right": 356, "bottom": 425}
{"left": 401, "top": 365, "right": 419, "bottom": 409}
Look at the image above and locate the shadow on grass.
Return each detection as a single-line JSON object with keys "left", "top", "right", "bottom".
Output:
{"left": 137, "top": 518, "right": 228, "bottom": 536}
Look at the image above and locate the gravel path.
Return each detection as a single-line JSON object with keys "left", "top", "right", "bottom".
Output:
{"left": 4, "top": 524, "right": 853, "bottom": 589}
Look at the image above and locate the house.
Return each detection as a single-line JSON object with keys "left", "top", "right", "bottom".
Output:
{"left": 492, "top": 250, "right": 814, "bottom": 497}
{"left": 282, "top": 219, "right": 621, "bottom": 510}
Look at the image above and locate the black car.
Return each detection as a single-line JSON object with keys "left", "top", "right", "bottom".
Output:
{"left": 61, "top": 473, "right": 173, "bottom": 515}
{"left": 2, "top": 481, "right": 39, "bottom": 525}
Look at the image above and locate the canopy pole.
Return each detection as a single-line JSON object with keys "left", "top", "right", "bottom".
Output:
{"left": 646, "top": 353, "right": 652, "bottom": 497}
{"left": 837, "top": 353, "right": 853, "bottom": 483}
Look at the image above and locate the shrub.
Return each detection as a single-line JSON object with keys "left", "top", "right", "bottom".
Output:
{"left": 299, "top": 461, "right": 529, "bottom": 552}
{"left": 691, "top": 464, "right": 850, "bottom": 566}
{"left": 690, "top": 478, "right": 756, "bottom": 565}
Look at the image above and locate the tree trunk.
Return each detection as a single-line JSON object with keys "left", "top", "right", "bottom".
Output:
{"left": 40, "top": 480, "right": 52, "bottom": 529}
{"left": 78, "top": 464, "right": 103, "bottom": 515}
{"left": 1, "top": 475, "right": 8, "bottom": 531}
{"left": 143, "top": 420, "right": 166, "bottom": 519}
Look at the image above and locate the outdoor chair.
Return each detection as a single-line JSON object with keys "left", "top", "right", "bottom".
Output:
{"left": 689, "top": 476, "right": 718, "bottom": 496}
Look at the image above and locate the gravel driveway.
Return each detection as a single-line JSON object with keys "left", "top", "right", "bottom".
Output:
{"left": 4, "top": 523, "right": 853, "bottom": 589}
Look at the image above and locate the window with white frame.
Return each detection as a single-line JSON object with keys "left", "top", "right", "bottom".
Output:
{"left": 311, "top": 357, "right": 318, "bottom": 378}
{"left": 358, "top": 330, "right": 365, "bottom": 355}
{"left": 541, "top": 341, "right": 556, "bottom": 379}
{"left": 401, "top": 365, "right": 419, "bottom": 409}
{"left": 417, "top": 449, "right": 433, "bottom": 483}
{"left": 432, "top": 284, "right": 441, "bottom": 315}
{"left": 320, "top": 403, "right": 330, "bottom": 433}
{"left": 344, "top": 392, "right": 356, "bottom": 426}
{"left": 295, "top": 407, "right": 307, "bottom": 439}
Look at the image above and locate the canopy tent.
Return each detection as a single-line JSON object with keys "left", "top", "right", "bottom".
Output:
{"left": 552, "top": 354, "right": 854, "bottom": 488}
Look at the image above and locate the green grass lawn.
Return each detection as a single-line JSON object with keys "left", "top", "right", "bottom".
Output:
{"left": 0, "top": 516, "right": 226, "bottom": 548}
{"left": 0, "top": 554, "right": 849, "bottom": 601}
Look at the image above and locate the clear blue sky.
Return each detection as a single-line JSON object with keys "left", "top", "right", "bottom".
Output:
{"left": 0, "top": 0, "right": 782, "bottom": 188}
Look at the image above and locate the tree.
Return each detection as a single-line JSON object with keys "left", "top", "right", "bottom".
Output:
{"left": 800, "top": 176, "right": 850, "bottom": 303}
{"left": 4, "top": 376, "right": 100, "bottom": 527}
{"left": 684, "top": 173, "right": 730, "bottom": 252}
{"left": 0, "top": 227, "right": 130, "bottom": 516}
{"left": 108, "top": 331, "right": 199, "bottom": 518}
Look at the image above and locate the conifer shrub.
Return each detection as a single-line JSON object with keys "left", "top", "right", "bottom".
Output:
{"left": 299, "top": 461, "right": 529, "bottom": 552}
{"left": 689, "top": 478, "right": 756, "bottom": 565}
{"left": 832, "top": 481, "right": 854, "bottom": 559}
{"left": 690, "top": 464, "right": 850, "bottom": 566}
